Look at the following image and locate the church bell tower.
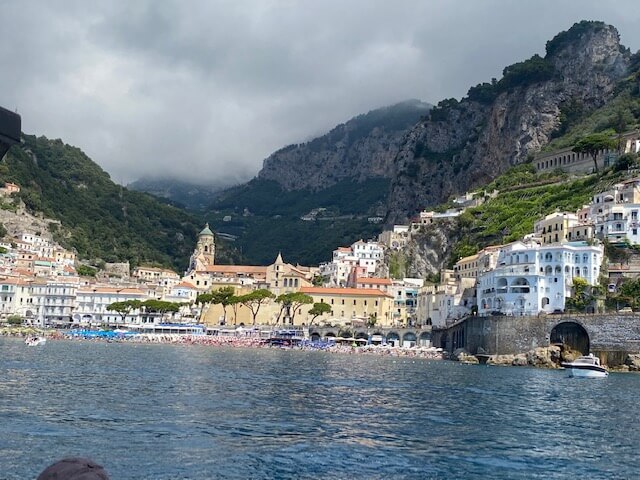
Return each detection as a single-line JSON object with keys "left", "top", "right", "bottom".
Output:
{"left": 189, "top": 223, "right": 215, "bottom": 272}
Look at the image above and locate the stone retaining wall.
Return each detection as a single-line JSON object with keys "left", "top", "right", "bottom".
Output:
{"left": 434, "top": 314, "right": 640, "bottom": 366}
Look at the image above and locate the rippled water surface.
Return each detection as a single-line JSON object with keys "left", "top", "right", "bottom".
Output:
{"left": 1, "top": 337, "right": 639, "bottom": 479}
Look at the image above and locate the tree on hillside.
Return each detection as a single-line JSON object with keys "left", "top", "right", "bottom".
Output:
{"left": 572, "top": 133, "right": 616, "bottom": 173}
{"left": 308, "top": 302, "right": 332, "bottom": 326}
{"left": 106, "top": 300, "right": 142, "bottom": 325}
{"left": 617, "top": 278, "right": 640, "bottom": 311}
{"left": 275, "top": 292, "right": 313, "bottom": 325}
{"left": 240, "top": 289, "right": 275, "bottom": 325}
{"left": 77, "top": 265, "right": 97, "bottom": 277}
{"left": 614, "top": 153, "right": 638, "bottom": 172}
{"left": 565, "top": 277, "right": 602, "bottom": 313}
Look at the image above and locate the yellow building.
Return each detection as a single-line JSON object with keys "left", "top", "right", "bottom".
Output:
{"left": 299, "top": 286, "right": 394, "bottom": 327}
{"left": 533, "top": 212, "right": 579, "bottom": 244}
{"left": 132, "top": 266, "right": 181, "bottom": 287}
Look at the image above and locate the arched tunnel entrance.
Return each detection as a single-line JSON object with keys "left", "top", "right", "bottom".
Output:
{"left": 550, "top": 321, "right": 590, "bottom": 355}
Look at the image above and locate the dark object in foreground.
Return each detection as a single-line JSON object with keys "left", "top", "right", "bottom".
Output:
{"left": 0, "top": 105, "right": 20, "bottom": 159}
{"left": 37, "top": 457, "right": 110, "bottom": 480}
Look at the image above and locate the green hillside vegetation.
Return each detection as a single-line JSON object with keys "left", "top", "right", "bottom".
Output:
{"left": 449, "top": 162, "right": 634, "bottom": 266}
{"left": 0, "top": 135, "right": 235, "bottom": 270}
{"left": 213, "top": 178, "right": 388, "bottom": 217}
{"left": 209, "top": 177, "right": 388, "bottom": 265}
{"left": 211, "top": 215, "right": 381, "bottom": 266}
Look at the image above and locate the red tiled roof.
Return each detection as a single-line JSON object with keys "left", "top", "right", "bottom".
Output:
{"left": 300, "top": 286, "right": 392, "bottom": 297}
{"left": 355, "top": 277, "right": 392, "bottom": 285}
{"left": 202, "top": 265, "right": 267, "bottom": 274}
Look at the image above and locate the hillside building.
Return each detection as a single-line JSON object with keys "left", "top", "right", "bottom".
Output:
{"left": 476, "top": 240, "right": 603, "bottom": 316}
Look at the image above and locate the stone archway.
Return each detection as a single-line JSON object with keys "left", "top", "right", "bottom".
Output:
{"left": 386, "top": 331, "right": 400, "bottom": 346}
{"left": 403, "top": 332, "right": 417, "bottom": 347}
{"left": 419, "top": 331, "right": 432, "bottom": 347}
{"left": 550, "top": 321, "right": 590, "bottom": 355}
{"left": 310, "top": 332, "right": 321, "bottom": 342}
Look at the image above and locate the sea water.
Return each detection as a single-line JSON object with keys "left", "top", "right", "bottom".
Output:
{"left": 0, "top": 337, "right": 638, "bottom": 479}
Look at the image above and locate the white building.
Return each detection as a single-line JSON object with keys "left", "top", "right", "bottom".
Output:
{"left": 477, "top": 240, "right": 603, "bottom": 316}
{"left": 588, "top": 178, "right": 640, "bottom": 245}
{"left": 75, "top": 286, "right": 147, "bottom": 326}
{"left": 41, "top": 278, "right": 80, "bottom": 326}
{"left": 321, "top": 240, "right": 384, "bottom": 287}
{"left": 351, "top": 240, "right": 384, "bottom": 275}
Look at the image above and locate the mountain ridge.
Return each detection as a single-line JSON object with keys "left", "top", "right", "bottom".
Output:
{"left": 387, "top": 21, "right": 631, "bottom": 222}
{"left": 257, "top": 99, "right": 431, "bottom": 191}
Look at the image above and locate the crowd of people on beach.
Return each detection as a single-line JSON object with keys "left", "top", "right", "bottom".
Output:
{"left": 1, "top": 326, "right": 445, "bottom": 359}
{"left": 70, "top": 332, "right": 445, "bottom": 359}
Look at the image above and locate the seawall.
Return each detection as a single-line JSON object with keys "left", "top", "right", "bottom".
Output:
{"left": 433, "top": 314, "right": 640, "bottom": 366}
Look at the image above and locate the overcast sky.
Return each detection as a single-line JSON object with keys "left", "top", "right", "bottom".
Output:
{"left": 2, "top": 1, "right": 640, "bottom": 187}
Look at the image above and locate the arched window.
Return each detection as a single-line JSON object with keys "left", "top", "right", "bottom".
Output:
{"left": 545, "top": 266, "right": 553, "bottom": 275}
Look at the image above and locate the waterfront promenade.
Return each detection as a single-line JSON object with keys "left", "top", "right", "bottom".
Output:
{"left": 1, "top": 326, "right": 445, "bottom": 360}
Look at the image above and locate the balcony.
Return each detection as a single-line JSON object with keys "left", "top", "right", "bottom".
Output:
{"left": 495, "top": 266, "right": 533, "bottom": 276}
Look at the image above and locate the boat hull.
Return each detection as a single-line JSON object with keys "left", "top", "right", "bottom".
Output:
{"left": 567, "top": 365, "right": 608, "bottom": 378}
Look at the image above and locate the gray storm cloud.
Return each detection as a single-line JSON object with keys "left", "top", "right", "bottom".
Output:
{"left": 1, "top": 0, "right": 639, "bottom": 186}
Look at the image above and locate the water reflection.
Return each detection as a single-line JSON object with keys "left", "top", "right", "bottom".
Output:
{"left": 1, "top": 337, "right": 639, "bottom": 479}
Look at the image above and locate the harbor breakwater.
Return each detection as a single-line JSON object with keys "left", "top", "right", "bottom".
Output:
{"left": 433, "top": 313, "right": 640, "bottom": 367}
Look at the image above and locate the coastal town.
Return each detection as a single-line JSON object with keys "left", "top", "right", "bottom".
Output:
{"left": 2, "top": 138, "right": 640, "bottom": 356}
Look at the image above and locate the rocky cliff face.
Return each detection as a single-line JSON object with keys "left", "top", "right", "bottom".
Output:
{"left": 403, "top": 220, "right": 462, "bottom": 277}
{"left": 258, "top": 100, "right": 430, "bottom": 190}
{"left": 387, "top": 21, "right": 630, "bottom": 222}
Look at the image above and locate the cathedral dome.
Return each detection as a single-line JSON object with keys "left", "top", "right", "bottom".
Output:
{"left": 199, "top": 223, "right": 214, "bottom": 236}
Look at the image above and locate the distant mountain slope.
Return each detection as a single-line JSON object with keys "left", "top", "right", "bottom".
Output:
{"left": 387, "top": 21, "right": 631, "bottom": 222}
{"left": 128, "top": 177, "right": 227, "bottom": 211}
{"left": 258, "top": 99, "right": 431, "bottom": 190}
{"left": 205, "top": 100, "right": 430, "bottom": 264}
{"left": 0, "top": 135, "right": 235, "bottom": 270}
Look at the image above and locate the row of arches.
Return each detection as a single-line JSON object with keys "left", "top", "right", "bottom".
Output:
{"left": 309, "top": 330, "right": 432, "bottom": 345}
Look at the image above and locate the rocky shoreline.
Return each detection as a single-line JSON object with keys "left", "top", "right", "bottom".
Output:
{"left": 449, "top": 345, "right": 640, "bottom": 372}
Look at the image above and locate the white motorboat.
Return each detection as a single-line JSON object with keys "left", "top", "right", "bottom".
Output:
{"left": 562, "top": 354, "right": 608, "bottom": 378}
{"left": 25, "top": 336, "right": 47, "bottom": 347}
